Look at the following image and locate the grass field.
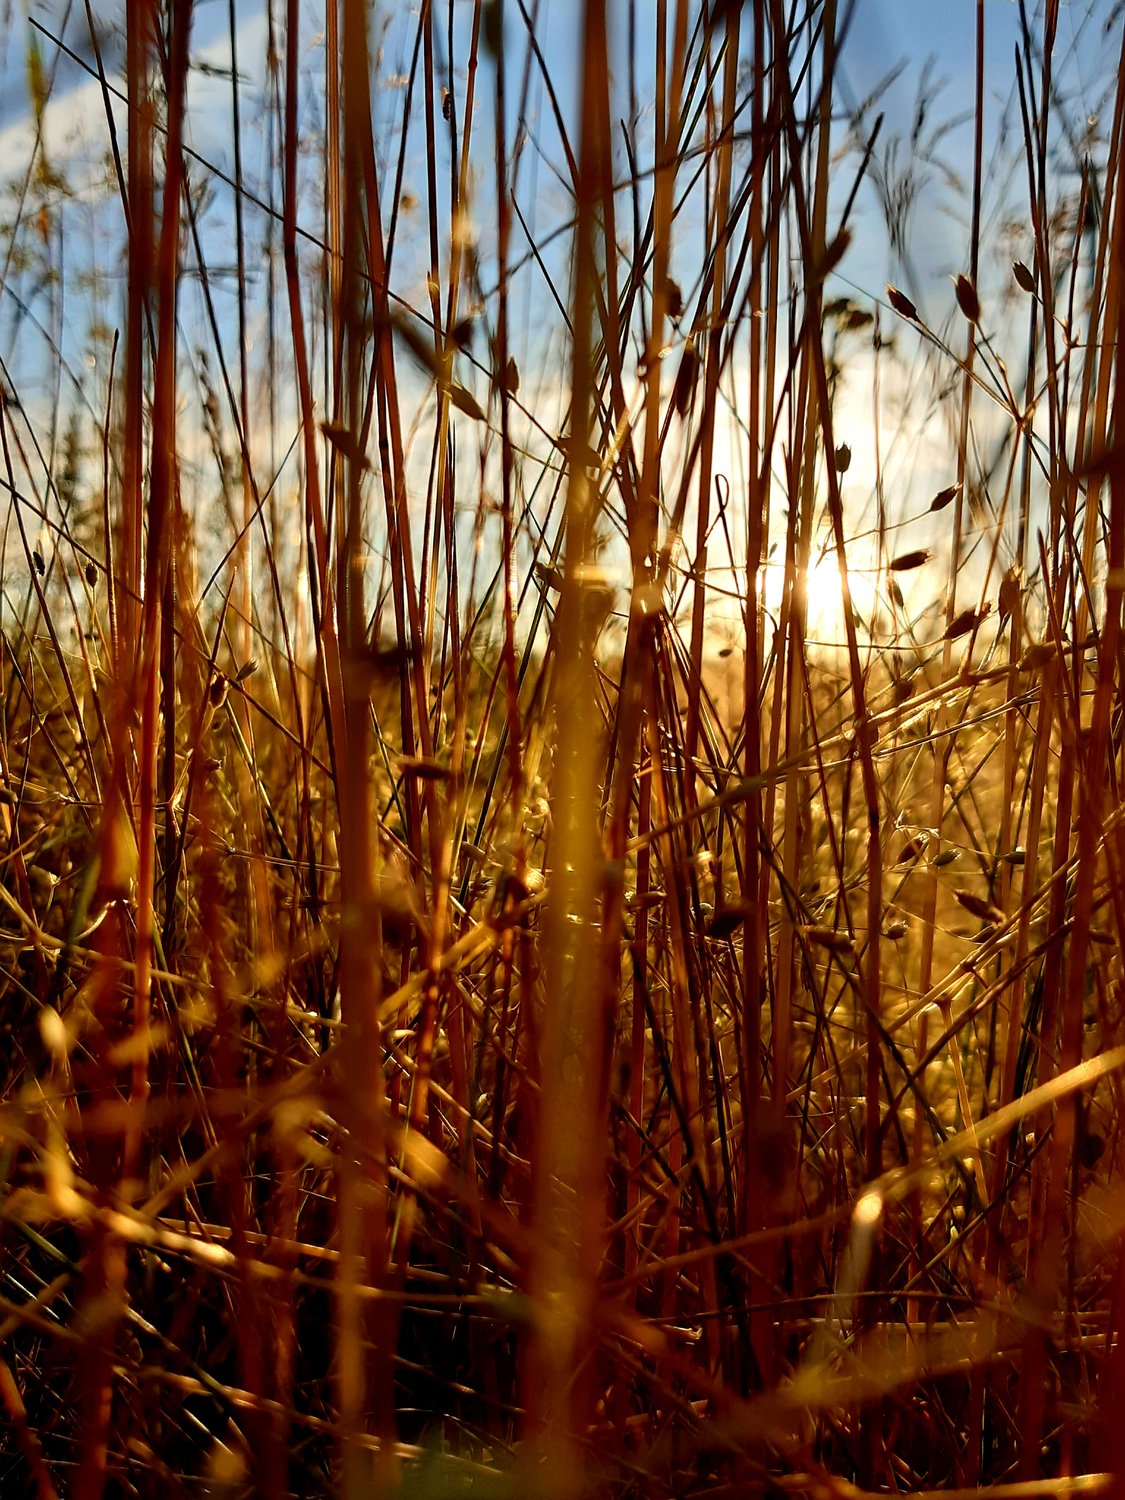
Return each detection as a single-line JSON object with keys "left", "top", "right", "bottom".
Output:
{"left": 2, "top": 0, "right": 1125, "bottom": 1495}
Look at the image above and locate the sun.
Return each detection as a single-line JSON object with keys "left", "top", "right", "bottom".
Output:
{"left": 761, "top": 546, "right": 878, "bottom": 646}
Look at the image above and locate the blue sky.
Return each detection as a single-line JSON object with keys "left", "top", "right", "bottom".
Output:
{"left": 0, "top": 0, "right": 1118, "bottom": 645}
{"left": 0, "top": 1, "right": 1113, "bottom": 339}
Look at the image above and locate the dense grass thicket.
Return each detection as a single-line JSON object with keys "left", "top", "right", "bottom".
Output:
{"left": 3, "top": 0, "right": 1125, "bottom": 1494}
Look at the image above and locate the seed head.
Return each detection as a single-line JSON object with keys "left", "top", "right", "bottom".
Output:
{"left": 805, "top": 925, "right": 854, "bottom": 954}
{"left": 954, "top": 889, "right": 1004, "bottom": 925}
{"left": 397, "top": 755, "right": 453, "bottom": 782}
{"left": 944, "top": 606, "right": 983, "bottom": 641}
{"left": 817, "top": 227, "right": 851, "bottom": 280}
{"left": 889, "top": 549, "right": 930, "bottom": 572}
{"left": 887, "top": 284, "right": 918, "bottom": 321}
{"left": 705, "top": 902, "right": 751, "bottom": 939}
{"left": 450, "top": 317, "right": 475, "bottom": 352}
{"left": 1019, "top": 641, "right": 1055, "bottom": 671}
{"left": 673, "top": 347, "right": 699, "bottom": 417}
{"left": 954, "top": 274, "right": 981, "bottom": 323}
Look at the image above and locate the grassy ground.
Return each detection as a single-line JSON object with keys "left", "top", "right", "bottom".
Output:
{"left": 1, "top": 0, "right": 1125, "bottom": 1495}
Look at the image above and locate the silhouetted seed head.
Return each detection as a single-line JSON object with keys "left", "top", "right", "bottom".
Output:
{"left": 447, "top": 382, "right": 486, "bottom": 422}
{"left": 441, "top": 87, "right": 452, "bottom": 121}
{"left": 321, "top": 420, "right": 361, "bottom": 462}
{"left": 503, "top": 356, "right": 520, "bottom": 396}
{"left": 816, "top": 227, "right": 851, "bottom": 280}
{"left": 930, "top": 483, "right": 960, "bottom": 512}
{"left": 944, "top": 606, "right": 983, "bottom": 641}
{"left": 805, "top": 924, "right": 854, "bottom": 953}
{"left": 998, "top": 568, "right": 1022, "bottom": 621}
{"left": 892, "top": 675, "right": 914, "bottom": 705}
{"left": 1019, "top": 641, "right": 1055, "bottom": 670}
{"left": 834, "top": 442, "right": 851, "bottom": 473}
{"left": 709, "top": 0, "right": 745, "bottom": 27}
{"left": 1013, "top": 260, "right": 1036, "bottom": 293}
{"left": 209, "top": 675, "right": 229, "bottom": 710}
{"left": 450, "top": 316, "right": 474, "bottom": 352}
{"left": 889, "top": 549, "right": 930, "bottom": 572}
{"left": 932, "top": 848, "right": 960, "bottom": 867}
{"left": 367, "top": 643, "right": 413, "bottom": 681}
{"left": 954, "top": 274, "right": 980, "bottom": 323}
{"left": 482, "top": 0, "right": 502, "bottom": 55}
{"left": 627, "top": 890, "right": 666, "bottom": 914}
{"left": 884, "top": 921, "right": 908, "bottom": 941}
{"left": 887, "top": 284, "right": 918, "bottom": 320}
{"left": 705, "top": 902, "right": 751, "bottom": 939}
{"left": 84, "top": 562, "right": 97, "bottom": 587}
{"left": 32, "top": 547, "right": 45, "bottom": 576}
{"left": 665, "top": 277, "right": 684, "bottom": 320}
{"left": 673, "top": 347, "right": 699, "bottom": 417}
{"left": 954, "top": 889, "right": 1004, "bottom": 925}
{"left": 896, "top": 837, "right": 925, "bottom": 865}
{"left": 398, "top": 755, "right": 452, "bottom": 782}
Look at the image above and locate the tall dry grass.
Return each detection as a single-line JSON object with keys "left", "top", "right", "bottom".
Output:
{"left": 1, "top": 0, "right": 1124, "bottom": 1495}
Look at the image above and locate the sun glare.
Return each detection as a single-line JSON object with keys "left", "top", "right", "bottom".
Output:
{"left": 761, "top": 547, "right": 880, "bottom": 645}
